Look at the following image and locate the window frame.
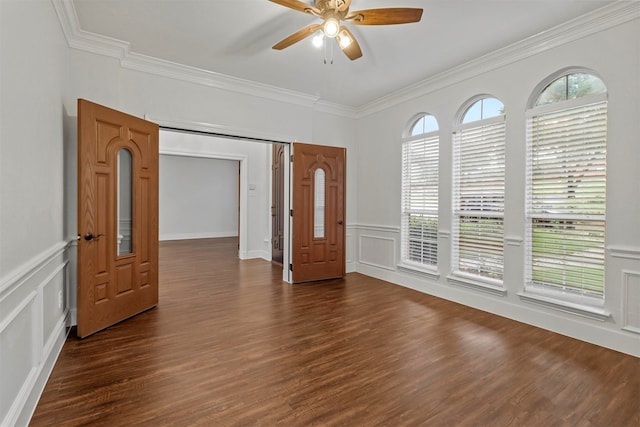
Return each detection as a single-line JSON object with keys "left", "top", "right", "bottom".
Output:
{"left": 523, "top": 70, "right": 609, "bottom": 317}
{"left": 399, "top": 114, "right": 440, "bottom": 279}
{"left": 449, "top": 96, "right": 507, "bottom": 294}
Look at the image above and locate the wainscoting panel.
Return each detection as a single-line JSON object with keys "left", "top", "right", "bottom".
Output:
{"left": 359, "top": 234, "right": 397, "bottom": 271}
{"left": 346, "top": 227, "right": 355, "bottom": 273}
{"left": 622, "top": 270, "right": 640, "bottom": 334}
{"left": 0, "top": 242, "right": 71, "bottom": 427}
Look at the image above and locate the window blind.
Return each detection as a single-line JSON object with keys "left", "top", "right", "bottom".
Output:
{"left": 401, "top": 133, "right": 438, "bottom": 266}
{"left": 527, "top": 100, "right": 607, "bottom": 297}
{"left": 453, "top": 120, "right": 505, "bottom": 280}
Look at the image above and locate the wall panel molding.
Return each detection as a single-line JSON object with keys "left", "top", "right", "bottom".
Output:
{"left": 0, "top": 241, "right": 67, "bottom": 295}
{"left": 359, "top": 235, "right": 397, "bottom": 271}
{"left": 438, "top": 230, "right": 451, "bottom": 239}
{"left": 505, "top": 235, "right": 524, "bottom": 247}
{"left": 354, "top": 224, "right": 400, "bottom": 234}
{"left": 622, "top": 270, "right": 640, "bottom": 334}
{"left": 0, "top": 242, "right": 71, "bottom": 427}
{"left": 609, "top": 246, "right": 640, "bottom": 260}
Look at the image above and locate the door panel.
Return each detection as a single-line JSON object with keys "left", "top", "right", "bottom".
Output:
{"left": 271, "top": 144, "right": 285, "bottom": 264}
{"left": 291, "top": 143, "right": 345, "bottom": 283}
{"left": 77, "top": 99, "right": 159, "bottom": 338}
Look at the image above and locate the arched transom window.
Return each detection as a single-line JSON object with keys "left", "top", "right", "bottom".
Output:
{"left": 400, "top": 114, "right": 439, "bottom": 271}
{"left": 526, "top": 71, "right": 607, "bottom": 304}
{"left": 452, "top": 96, "right": 506, "bottom": 285}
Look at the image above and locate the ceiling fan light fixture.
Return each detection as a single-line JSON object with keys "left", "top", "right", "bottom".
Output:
{"left": 337, "top": 30, "right": 352, "bottom": 48}
{"left": 323, "top": 18, "right": 340, "bottom": 38}
{"left": 269, "top": 0, "right": 423, "bottom": 61}
{"left": 312, "top": 33, "right": 324, "bottom": 48}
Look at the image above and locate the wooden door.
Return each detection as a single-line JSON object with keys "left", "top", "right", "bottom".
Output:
{"left": 77, "top": 99, "right": 159, "bottom": 338}
{"left": 291, "top": 143, "right": 346, "bottom": 283}
{"left": 271, "top": 144, "right": 285, "bottom": 264}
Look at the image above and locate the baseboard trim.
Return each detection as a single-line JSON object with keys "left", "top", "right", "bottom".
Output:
{"left": 239, "top": 250, "right": 271, "bottom": 261}
{"left": 159, "top": 232, "right": 238, "bottom": 241}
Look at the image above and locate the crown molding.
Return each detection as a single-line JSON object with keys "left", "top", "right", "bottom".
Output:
{"left": 52, "top": 0, "right": 638, "bottom": 119}
{"left": 51, "top": 0, "right": 350, "bottom": 114}
{"left": 52, "top": 0, "right": 130, "bottom": 58}
{"left": 313, "top": 100, "right": 358, "bottom": 119}
{"left": 121, "top": 51, "right": 318, "bottom": 108}
{"left": 355, "top": 1, "right": 640, "bottom": 118}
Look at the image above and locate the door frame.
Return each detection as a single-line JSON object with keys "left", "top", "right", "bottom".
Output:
{"left": 148, "top": 117, "right": 293, "bottom": 283}
{"left": 159, "top": 150, "right": 248, "bottom": 254}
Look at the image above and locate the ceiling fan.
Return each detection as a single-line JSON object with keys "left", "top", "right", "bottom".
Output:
{"left": 269, "top": 0, "right": 423, "bottom": 60}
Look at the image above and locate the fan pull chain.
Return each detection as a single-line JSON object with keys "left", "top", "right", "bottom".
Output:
{"left": 323, "top": 39, "right": 327, "bottom": 64}
{"left": 323, "top": 39, "right": 334, "bottom": 65}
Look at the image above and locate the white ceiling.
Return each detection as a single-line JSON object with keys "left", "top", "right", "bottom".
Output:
{"left": 72, "top": 0, "right": 615, "bottom": 108}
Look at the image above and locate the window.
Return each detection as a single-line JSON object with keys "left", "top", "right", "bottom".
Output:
{"left": 401, "top": 114, "right": 439, "bottom": 271}
{"left": 526, "top": 72, "right": 607, "bottom": 306}
{"left": 452, "top": 97, "right": 505, "bottom": 286}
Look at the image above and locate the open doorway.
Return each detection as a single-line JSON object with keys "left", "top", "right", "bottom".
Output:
{"left": 159, "top": 155, "right": 240, "bottom": 242}
{"left": 157, "top": 128, "right": 291, "bottom": 282}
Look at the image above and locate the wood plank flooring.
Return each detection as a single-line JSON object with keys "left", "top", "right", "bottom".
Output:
{"left": 31, "top": 238, "right": 639, "bottom": 426}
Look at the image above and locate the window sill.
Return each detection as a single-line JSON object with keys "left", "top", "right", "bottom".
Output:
{"left": 397, "top": 262, "right": 440, "bottom": 281}
{"left": 518, "top": 289, "right": 610, "bottom": 322}
{"left": 446, "top": 272, "right": 507, "bottom": 296}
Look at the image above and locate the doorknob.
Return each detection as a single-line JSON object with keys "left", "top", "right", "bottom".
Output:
{"left": 84, "top": 233, "right": 103, "bottom": 241}
{"left": 338, "top": 220, "right": 343, "bottom": 225}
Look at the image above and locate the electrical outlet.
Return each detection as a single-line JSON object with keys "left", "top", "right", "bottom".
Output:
{"left": 58, "top": 289, "right": 63, "bottom": 309}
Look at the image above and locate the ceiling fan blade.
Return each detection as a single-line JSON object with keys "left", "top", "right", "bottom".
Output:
{"left": 273, "top": 23, "right": 323, "bottom": 50}
{"left": 337, "top": 26, "right": 362, "bottom": 61}
{"left": 268, "top": 0, "right": 320, "bottom": 15}
{"left": 334, "top": 0, "right": 352, "bottom": 12}
{"left": 345, "top": 8, "right": 423, "bottom": 25}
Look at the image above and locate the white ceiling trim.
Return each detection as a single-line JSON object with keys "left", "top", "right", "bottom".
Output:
{"left": 313, "top": 100, "right": 359, "bottom": 118}
{"left": 355, "top": 1, "right": 640, "bottom": 118}
{"left": 50, "top": 0, "right": 349, "bottom": 113}
{"left": 52, "top": 1, "right": 637, "bottom": 120}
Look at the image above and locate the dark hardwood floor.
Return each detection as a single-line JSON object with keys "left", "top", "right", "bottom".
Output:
{"left": 31, "top": 238, "right": 639, "bottom": 426}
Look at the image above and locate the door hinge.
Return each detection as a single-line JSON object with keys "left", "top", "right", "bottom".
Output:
{"left": 290, "top": 154, "right": 294, "bottom": 162}
{"left": 289, "top": 263, "right": 293, "bottom": 272}
{"left": 290, "top": 209, "right": 293, "bottom": 217}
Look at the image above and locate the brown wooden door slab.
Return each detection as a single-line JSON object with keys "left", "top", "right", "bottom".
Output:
{"left": 271, "top": 144, "right": 285, "bottom": 264}
{"left": 77, "top": 99, "right": 159, "bottom": 338}
{"left": 291, "top": 142, "right": 346, "bottom": 283}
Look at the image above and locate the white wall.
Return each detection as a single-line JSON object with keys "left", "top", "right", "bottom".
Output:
{"left": 354, "top": 16, "right": 640, "bottom": 357}
{"left": 159, "top": 154, "right": 239, "bottom": 241}
{"left": 158, "top": 131, "right": 272, "bottom": 260}
{"left": 0, "top": 1, "right": 72, "bottom": 426}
